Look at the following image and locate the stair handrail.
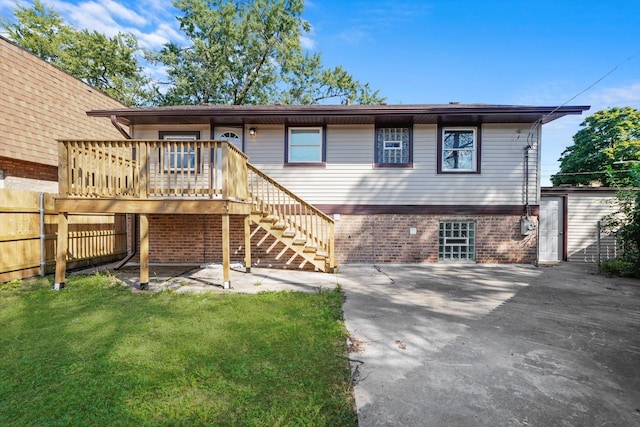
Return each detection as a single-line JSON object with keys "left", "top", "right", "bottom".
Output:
{"left": 247, "top": 163, "right": 335, "bottom": 270}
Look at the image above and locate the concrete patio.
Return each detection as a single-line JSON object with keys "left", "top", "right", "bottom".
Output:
{"left": 75, "top": 262, "right": 640, "bottom": 426}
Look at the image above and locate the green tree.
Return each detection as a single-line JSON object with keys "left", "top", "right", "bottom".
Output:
{"left": 1, "top": 0, "right": 151, "bottom": 106}
{"left": 0, "top": 0, "right": 70, "bottom": 61}
{"left": 601, "top": 163, "right": 640, "bottom": 277}
{"left": 551, "top": 107, "right": 640, "bottom": 187}
{"left": 152, "top": 0, "right": 384, "bottom": 105}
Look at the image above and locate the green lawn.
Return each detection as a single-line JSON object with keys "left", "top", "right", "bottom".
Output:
{"left": 0, "top": 274, "right": 357, "bottom": 426}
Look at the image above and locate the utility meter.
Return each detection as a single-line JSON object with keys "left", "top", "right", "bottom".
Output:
{"left": 520, "top": 216, "right": 536, "bottom": 236}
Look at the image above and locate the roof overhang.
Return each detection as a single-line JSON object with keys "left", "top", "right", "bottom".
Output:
{"left": 87, "top": 104, "right": 590, "bottom": 127}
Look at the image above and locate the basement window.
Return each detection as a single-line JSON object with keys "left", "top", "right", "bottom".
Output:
{"left": 439, "top": 221, "right": 475, "bottom": 261}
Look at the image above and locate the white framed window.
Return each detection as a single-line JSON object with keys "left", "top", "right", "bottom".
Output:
{"left": 287, "top": 127, "right": 323, "bottom": 163}
{"left": 165, "top": 146, "right": 195, "bottom": 171}
{"left": 440, "top": 127, "right": 478, "bottom": 172}
{"left": 439, "top": 221, "right": 475, "bottom": 261}
{"left": 375, "top": 127, "right": 411, "bottom": 165}
{"left": 384, "top": 141, "right": 402, "bottom": 162}
{"left": 159, "top": 132, "right": 199, "bottom": 172}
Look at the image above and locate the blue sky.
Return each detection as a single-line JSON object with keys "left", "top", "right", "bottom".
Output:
{"left": 2, "top": 0, "right": 639, "bottom": 185}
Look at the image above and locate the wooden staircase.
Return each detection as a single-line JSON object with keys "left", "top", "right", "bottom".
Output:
{"left": 247, "top": 164, "right": 336, "bottom": 272}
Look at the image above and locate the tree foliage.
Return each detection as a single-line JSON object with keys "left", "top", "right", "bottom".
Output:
{"left": 152, "top": 0, "right": 384, "bottom": 105}
{"left": 551, "top": 107, "right": 640, "bottom": 187}
{"left": 2, "top": 0, "right": 383, "bottom": 107}
{"left": 602, "top": 164, "right": 640, "bottom": 277}
{"left": 1, "top": 0, "right": 151, "bottom": 106}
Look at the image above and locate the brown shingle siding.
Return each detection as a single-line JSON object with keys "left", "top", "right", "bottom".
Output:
{"left": 1, "top": 36, "right": 126, "bottom": 169}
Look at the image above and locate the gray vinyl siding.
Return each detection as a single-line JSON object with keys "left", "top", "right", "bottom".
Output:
{"left": 131, "top": 123, "right": 539, "bottom": 206}
{"left": 245, "top": 125, "right": 286, "bottom": 163}
{"left": 250, "top": 123, "right": 538, "bottom": 206}
{"left": 567, "top": 192, "right": 619, "bottom": 262}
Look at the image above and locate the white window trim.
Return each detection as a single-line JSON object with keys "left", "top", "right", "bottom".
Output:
{"left": 287, "top": 126, "right": 323, "bottom": 163}
{"left": 383, "top": 140, "right": 402, "bottom": 163}
{"left": 441, "top": 127, "right": 477, "bottom": 172}
{"left": 162, "top": 135, "right": 198, "bottom": 172}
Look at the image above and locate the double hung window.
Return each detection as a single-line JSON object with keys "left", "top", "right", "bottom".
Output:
{"left": 438, "top": 126, "right": 480, "bottom": 173}
{"left": 287, "top": 127, "right": 324, "bottom": 164}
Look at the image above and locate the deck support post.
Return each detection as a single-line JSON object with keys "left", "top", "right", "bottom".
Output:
{"left": 222, "top": 212, "right": 231, "bottom": 289}
{"left": 54, "top": 212, "right": 68, "bottom": 290}
{"left": 329, "top": 222, "right": 337, "bottom": 273}
{"left": 139, "top": 213, "right": 149, "bottom": 290}
{"left": 244, "top": 215, "right": 251, "bottom": 273}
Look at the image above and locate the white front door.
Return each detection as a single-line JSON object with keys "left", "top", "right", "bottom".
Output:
{"left": 539, "top": 197, "right": 564, "bottom": 262}
{"left": 214, "top": 128, "right": 242, "bottom": 150}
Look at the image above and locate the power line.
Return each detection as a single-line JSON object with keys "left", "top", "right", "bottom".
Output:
{"left": 544, "top": 50, "right": 640, "bottom": 121}
{"left": 553, "top": 169, "right": 637, "bottom": 176}
{"left": 527, "top": 49, "right": 640, "bottom": 143}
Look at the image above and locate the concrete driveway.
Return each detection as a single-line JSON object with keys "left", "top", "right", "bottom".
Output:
{"left": 337, "top": 263, "right": 640, "bottom": 426}
{"left": 96, "top": 261, "right": 639, "bottom": 425}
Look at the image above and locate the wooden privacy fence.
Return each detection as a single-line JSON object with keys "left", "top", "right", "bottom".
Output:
{"left": 0, "top": 189, "right": 127, "bottom": 282}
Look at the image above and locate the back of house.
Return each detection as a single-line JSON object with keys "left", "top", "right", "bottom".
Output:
{"left": 82, "top": 103, "right": 588, "bottom": 268}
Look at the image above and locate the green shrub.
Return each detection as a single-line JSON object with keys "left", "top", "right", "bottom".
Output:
{"left": 601, "top": 257, "right": 640, "bottom": 278}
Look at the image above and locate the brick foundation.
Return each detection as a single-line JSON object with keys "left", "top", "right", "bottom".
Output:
{"left": 130, "top": 213, "right": 537, "bottom": 268}
{"left": 334, "top": 214, "right": 537, "bottom": 264}
{"left": 133, "top": 215, "right": 317, "bottom": 270}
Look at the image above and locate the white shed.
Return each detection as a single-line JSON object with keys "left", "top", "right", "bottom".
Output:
{"left": 540, "top": 187, "right": 620, "bottom": 263}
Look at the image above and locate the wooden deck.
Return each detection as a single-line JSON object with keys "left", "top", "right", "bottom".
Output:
{"left": 54, "top": 140, "right": 335, "bottom": 289}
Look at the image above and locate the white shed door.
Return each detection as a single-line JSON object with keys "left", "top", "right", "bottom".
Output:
{"left": 539, "top": 197, "right": 563, "bottom": 262}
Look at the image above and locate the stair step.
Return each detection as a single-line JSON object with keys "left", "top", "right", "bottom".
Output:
{"left": 247, "top": 174, "right": 334, "bottom": 272}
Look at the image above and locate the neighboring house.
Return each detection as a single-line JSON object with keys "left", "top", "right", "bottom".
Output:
{"left": 0, "top": 35, "right": 127, "bottom": 192}
{"left": 540, "top": 187, "right": 620, "bottom": 263}
{"left": 0, "top": 35, "right": 131, "bottom": 282}
{"left": 52, "top": 103, "right": 589, "bottom": 288}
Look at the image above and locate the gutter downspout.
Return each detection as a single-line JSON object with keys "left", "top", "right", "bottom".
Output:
{"left": 525, "top": 121, "right": 541, "bottom": 266}
{"left": 111, "top": 114, "right": 131, "bottom": 139}
{"left": 40, "top": 192, "right": 46, "bottom": 276}
{"left": 114, "top": 216, "right": 136, "bottom": 270}
{"left": 524, "top": 145, "right": 531, "bottom": 216}
{"left": 110, "top": 114, "right": 136, "bottom": 270}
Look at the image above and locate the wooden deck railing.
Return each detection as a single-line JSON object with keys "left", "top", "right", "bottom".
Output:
{"left": 57, "top": 140, "right": 334, "bottom": 271}
{"left": 58, "top": 140, "right": 248, "bottom": 201}
{"left": 247, "top": 164, "right": 335, "bottom": 267}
